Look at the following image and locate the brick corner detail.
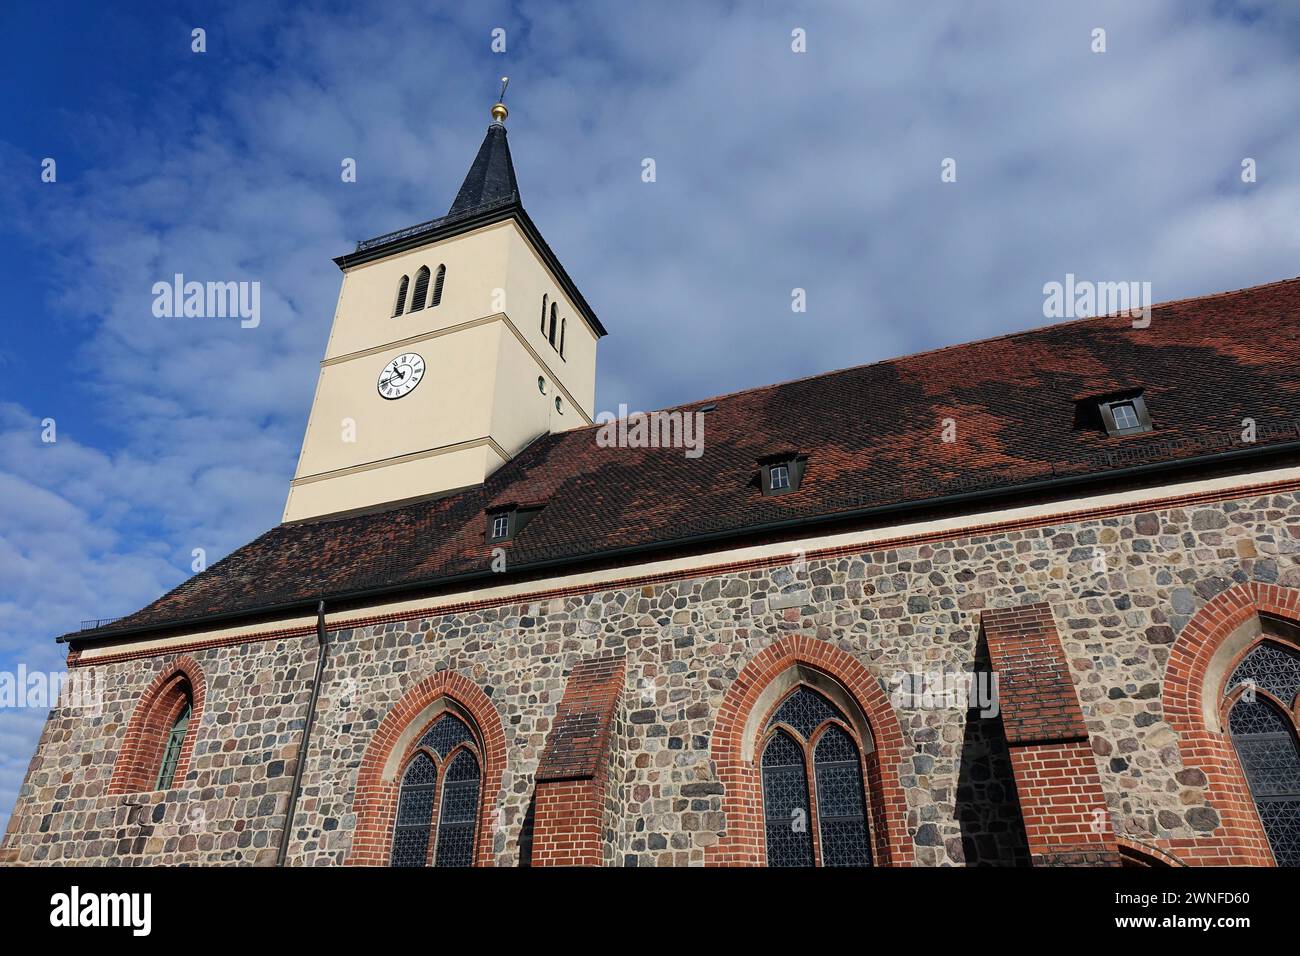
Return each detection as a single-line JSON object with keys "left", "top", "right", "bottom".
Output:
{"left": 981, "top": 604, "right": 1118, "bottom": 867}
{"left": 530, "top": 654, "right": 626, "bottom": 866}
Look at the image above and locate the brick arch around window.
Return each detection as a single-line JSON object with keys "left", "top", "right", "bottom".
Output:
{"left": 1117, "top": 837, "right": 1186, "bottom": 867}
{"left": 108, "top": 656, "right": 206, "bottom": 795}
{"left": 347, "top": 670, "right": 506, "bottom": 866}
{"left": 706, "top": 635, "right": 912, "bottom": 866}
{"left": 1162, "top": 581, "right": 1300, "bottom": 865}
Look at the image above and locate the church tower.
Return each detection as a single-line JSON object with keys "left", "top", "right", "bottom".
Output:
{"left": 283, "top": 86, "right": 606, "bottom": 523}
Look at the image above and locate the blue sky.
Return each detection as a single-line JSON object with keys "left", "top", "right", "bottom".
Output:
{"left": 1, "top": 0, "right": 1299, "bottom": 832}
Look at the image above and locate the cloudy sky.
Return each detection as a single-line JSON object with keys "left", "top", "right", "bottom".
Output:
{"left": 1, "top": 0, "right": 1298, "bottom": 831}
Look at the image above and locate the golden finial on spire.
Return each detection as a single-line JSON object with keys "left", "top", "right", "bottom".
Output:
{"left": 491, "top": 76, "right": 509, "bottom": 124}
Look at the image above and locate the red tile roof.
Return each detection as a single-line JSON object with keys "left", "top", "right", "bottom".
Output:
{"left": 68, "top": 277, "right": 1300, "bottom": 642}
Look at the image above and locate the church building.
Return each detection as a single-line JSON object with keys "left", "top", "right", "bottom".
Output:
{"left": 5, "top": 94, "right": 1300, "bottom": 867}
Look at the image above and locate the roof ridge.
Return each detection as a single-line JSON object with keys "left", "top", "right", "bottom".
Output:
{"left": 568, "top": 275, "right": 1300, "bottom": 427}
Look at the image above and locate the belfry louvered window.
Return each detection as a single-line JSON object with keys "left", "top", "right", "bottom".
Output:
{"left": 393, "top": 275, "right": 409, "bottom": 316}
{"left": 1225, "top": 640, "right": 1300, "bottom": 867}
{"left": 760, "top": 686, "right": 873, "bottom": 866}
{"left": 390, "top": 712, "right": 482, "bottom": 867}
{"left": 409, "top": 266, "right": 431, "bottom": 312}
{"left": 431, "top": 264, "right": 446, "bottom": 307}
{"left": 155, "top": 699, "right": 191, "bottom": 790}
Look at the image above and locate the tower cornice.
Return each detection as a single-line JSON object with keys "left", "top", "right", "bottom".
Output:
{"left": 333, "top": 201, "right": 607, "bottom": 339}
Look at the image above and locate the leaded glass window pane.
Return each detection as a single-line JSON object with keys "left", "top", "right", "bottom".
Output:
{"left": 1230, "top": 696, "right": 1293, "bottom": 736}
{"left": 814, "top": 725, "right": 873, "bottom": 866}
{"left": 766, "top": 687, "right": 839, "bottom": 740}
{"left": 1235, "top": 734, "right": 1300, "bottom": 797}
{"left": 762, "top": 730, "right": 813, "bottom": 866}
{"left": 1255, "top": 801, "right": 1300, "bottom": 868}
{"left": 420, "top": 713, "right": 474, "bottom": 758}
{"left": 434, "top": 750, "right": 480, "bottom": 867}
{"left": 760, "top": 685, "right": 877, "bottom": 867}
{"left": 390, "top": 752, "right": 437, "bottom": 867}
{"left": 1229, "top": 693, "right": 1300, "bottom": 868}
{"left": 1228, "top": 641, "right": 1300, "bottom": 708}
{"left": 391, "top": 826, "right": 430, "bottom": 868}
{"left": 391, "top": 712, "right": 484, "bottom": 868}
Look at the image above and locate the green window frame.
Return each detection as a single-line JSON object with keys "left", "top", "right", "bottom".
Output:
{"left": 155, "top": 700, "right": 191, "bottom": 790}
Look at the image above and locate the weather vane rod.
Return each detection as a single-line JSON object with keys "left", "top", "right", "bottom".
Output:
{"left": 492, "top": 76, "right": 510, "bottom": 124}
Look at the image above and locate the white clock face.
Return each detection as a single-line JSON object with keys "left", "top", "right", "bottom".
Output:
{"left": 377, "top": 352, "right": 426, "bottom": 400}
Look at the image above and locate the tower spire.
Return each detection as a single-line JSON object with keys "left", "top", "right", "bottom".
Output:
{"left": 447, "top": 78, "right": 520, "bottom": 217}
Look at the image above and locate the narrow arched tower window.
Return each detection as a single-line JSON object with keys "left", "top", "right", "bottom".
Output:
{"left": 155, "top": 696, "right": 192, "bottom": 790}
{"left": 390, "top": 711, "right": 483, "bottom": 867}
{"left": 548, "top": 302, "right": 558, "bottom": 347}
{"left": 393, "top": 275, "right": 409, "bottom": 316}
{"left": 409, "top": 266, "right": 430, "bottom": 312}
{"left": 760, "top": 685, "right": 874, "bottom": 866}
{"left": 540, "top": 294, "right": 548, "bottom": 334}
{"left": 560, "top": 317, "right": 566, "bottom": 358}
{"left": 1225, "top": 640, "right": 1300, "bottom": 867}
{"left": 431, "top": 264, "right": 446, "bottom": 307}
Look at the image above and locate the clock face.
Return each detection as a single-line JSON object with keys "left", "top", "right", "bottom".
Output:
{"left": 377, "top": 352, "right": 426, "bottom": 400}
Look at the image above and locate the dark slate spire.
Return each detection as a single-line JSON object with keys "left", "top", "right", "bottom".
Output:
{"left": 447, "top": 87, "right": 519, "bottom": 217}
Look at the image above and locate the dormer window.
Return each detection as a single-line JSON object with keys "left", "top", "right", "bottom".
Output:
{"left": 1074, "top": 390, "right": 1154, "bottom": 437}
{"left": 1100, "top": 395, "right": 1152, "bottom": 436}
{"left": 1110, "top": 402, "right": 1139, "bottom": 430}
{"left": 486, "top": 504, "right": 543, "bottom": 543}
{"left": 760, "top": 454, "right": 806, "bottom": 496}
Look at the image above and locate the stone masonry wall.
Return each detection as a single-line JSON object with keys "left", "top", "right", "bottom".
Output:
{"left": 3, "top": 635, "right": 317, "bottom": 864}
{"left": 4, "top": 485, "right": 1298, "bottom": 866}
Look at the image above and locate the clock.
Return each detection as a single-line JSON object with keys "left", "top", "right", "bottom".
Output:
{"left": 377, "top": 352, "right": 426, "bottom": 399}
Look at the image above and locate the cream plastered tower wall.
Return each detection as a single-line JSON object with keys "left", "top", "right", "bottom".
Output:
{"left": 283, "top": 217, "right": 598, "bottom": 523}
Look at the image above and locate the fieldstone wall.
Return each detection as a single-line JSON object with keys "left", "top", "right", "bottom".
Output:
{"left": 2, "top": 635, "right": 317, "bottom": 864}
{"left": 4, "top": 486, "right": 1297, "bottom": 866}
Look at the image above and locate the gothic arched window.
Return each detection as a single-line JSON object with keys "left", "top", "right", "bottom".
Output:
{"left": 155, "top": 696, "right": 192, "bottom": 790}
{"left": 1225, "top": 640, "right": 1300, "bottom": 867}
{"left": 760, "top": 686, "right": 873, "bottom": 866}
{"left": 109, "top": 661, "right": 205, "bottom": 795}
{"left": 431, "top": 264, "right": 446, "bottom": 307}
{"left": 393, "top": 275, "right": 409, "bottom": 316}
{"left": 390, "top": 711, "right": 483, "bottom": 867}
{"left": 409, "top": 266, "right": 431, "bottom": 312}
